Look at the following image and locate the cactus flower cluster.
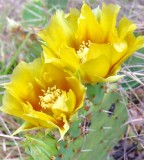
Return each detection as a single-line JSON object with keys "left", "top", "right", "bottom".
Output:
{"left": 1, "top": 2, "right": 144, "bottom": 141}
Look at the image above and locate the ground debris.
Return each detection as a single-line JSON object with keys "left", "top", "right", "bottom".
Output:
{"left": 111, "top": 139, "right": 144, "bottom": 160}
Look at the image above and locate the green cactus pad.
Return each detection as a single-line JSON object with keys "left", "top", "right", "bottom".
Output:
{"left": 86, "top": 83, "right": 105, "bottom": 105}
{"left": 56, "top": 88, "right": 128, "bottom": 160}
{"left": 24, "top": 133, "right": 58, "bottom": 160}
{"left": 78, "top": 90, "right": 128, "bottom": 160}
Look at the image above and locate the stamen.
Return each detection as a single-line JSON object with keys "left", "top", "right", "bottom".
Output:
{"left": 39, "top": 85, "right": 62, "bottom": 109}
{"left": 77, "top": 40, "right": 91, "bottom": 63}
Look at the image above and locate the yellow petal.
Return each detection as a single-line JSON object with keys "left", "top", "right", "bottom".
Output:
{"left": 38, "top": 9, "right": 78, "bottom": 52}
{"left": 66, "top": 77, "right": 86, "bottom": 111}
{"left": 42, "top": 45, "right": 58, "bottom": 60}
{"left": 92, "top": 6, "right": 101, "bottom": 22}
{"left": 5, "top": 58, "right": 43, "bottom": 106}
{"left": 43, "top": 64, "right": 67, "bottom": 90}
{"left": 126, "top": 35, "right": 144, "bottom": 54}
{"left": 87, "top": 43, "right": 112, "bottom": 61}
{"left": 100, "top": 3, "right": 120, "bottom": 42}
{"left": 65, "top": 8, "right": 80, "bottom": 46}
{"left": 1, "top": 94, "right": 58, "bottom": 130}
{"left": 51, "top": 89, "right": 76, "bottom": 116}
{"left": 108, "top": 63, "right": 121, "bottom": 77}
{"left": 92, "top": 74, "right": 124, "bottom": 83}
{"left": 59, "top": 47, "right": 79, "bottom": 69}
{"left": 76, "top": 3, "right": 102, "bottom": 44}
{"left": 110, "top": 41, "right": 127, "bottom": 66}
{"left": 58, "top": 114, "right": 69, "bottom": 140}
{"left": 87, "top": 42, "right": 127, "bottom": 67}
{"left": 38, "top": 12, "right": 67, "bottom": 51}
{"left": 134, "top": 36, "right": 144, "bottom": 51}
{"left": 65, "top": 89, "right": 76, "bottom": 114}
{"left": 80, "top": 56, "right": 110, "bottom": 83}
{"left": 118, "top": 17, "right": 136, "bottom": 40}
{"left": 1, "top": 92, "right": 24, "bottom": 117}
{"left": 87, "top": 42, "right": 127, "bottom": 79}
{"left": 12, "top": 122, "right": 43, "bottom": 135}
{"left": 21, "top": 102, "right": 59, "bottom": 128}
{"left": 110, "top": 36, "right": 144, "bottom": 75}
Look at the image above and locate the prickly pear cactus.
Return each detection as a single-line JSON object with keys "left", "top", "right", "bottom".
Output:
{"left": 55, "top": 84, "right": 128, "bottom": 160}
{"left": 77, "top": 90, "right": 128, "bottom": 160}
{"left": 24, "top": 83, "right": 128, "bottom": 160}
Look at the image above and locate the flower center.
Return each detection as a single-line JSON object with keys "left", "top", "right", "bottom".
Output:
{"left": 39, "top": 85, "right": 62, "bottom": 110}
{"left": 77, "top": 40, "right": 91, "bottom": 63}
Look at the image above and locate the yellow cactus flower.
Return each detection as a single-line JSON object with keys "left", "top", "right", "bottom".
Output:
{"left": 38, "top": 3, "right": 144, "bottom": 84}
{"left": 1, "top": 58, "right": 85, "bottom": 139}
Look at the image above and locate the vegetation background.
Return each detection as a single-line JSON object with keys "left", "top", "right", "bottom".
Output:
{"left": 0, "top": 0, "right": 144, "bottom": 159}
